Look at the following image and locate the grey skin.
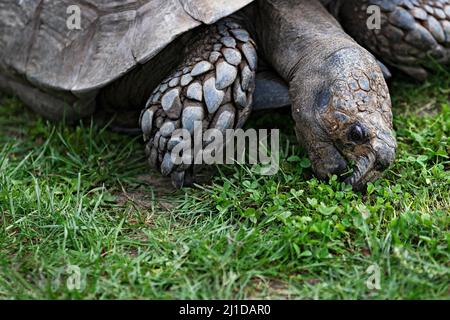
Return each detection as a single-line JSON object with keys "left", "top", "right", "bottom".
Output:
{"left": 0, "top": 0, "right": 445, "bottom": 190}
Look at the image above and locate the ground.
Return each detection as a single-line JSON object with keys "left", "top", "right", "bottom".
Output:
{"left": 0, "top": 68, "right": 448, "bottom": 299}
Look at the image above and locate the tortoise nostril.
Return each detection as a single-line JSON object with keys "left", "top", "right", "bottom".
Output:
{"left": 348, "top": 124, "right": 368, "bottom": 143}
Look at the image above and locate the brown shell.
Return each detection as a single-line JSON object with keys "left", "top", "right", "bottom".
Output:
{"left": 0, "top": 0, "right": 254, "bottom": 96}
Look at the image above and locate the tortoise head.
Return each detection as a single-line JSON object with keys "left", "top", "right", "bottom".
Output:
{"left": 292, "top": 48, "right": 397, "bottom": 190}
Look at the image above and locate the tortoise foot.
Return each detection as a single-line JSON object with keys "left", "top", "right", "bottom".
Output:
{"left": 139, "top": 19, "right": 257, "bottom": 188}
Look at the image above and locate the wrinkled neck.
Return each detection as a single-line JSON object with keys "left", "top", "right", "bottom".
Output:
{"left": 252, "top": 0, "right": 357, "bottom": 82}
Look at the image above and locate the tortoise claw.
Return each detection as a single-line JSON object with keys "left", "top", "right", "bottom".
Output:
{"left": 377, "top": 60, "right": 392, "bottom": 80}
{"left": 171, "top": 171, "right": 186, "bottom": 189}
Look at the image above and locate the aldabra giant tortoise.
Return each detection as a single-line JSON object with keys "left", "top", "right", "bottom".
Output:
{"left": 0, "top": 0, "right": 447, "bottom": 189}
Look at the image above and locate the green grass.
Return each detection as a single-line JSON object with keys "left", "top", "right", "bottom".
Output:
{"left": 0, "top": 70, "right": 449, "bottom": 299}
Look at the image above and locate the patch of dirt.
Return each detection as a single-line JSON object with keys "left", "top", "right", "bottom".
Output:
{"left": 360, "top": 247, "right": 371, "bottom": 257}
{"left": 135, "top": 173, "right": 177, "bottom": 196}
{"left": 113, "top": 173, "right": 180, "bottom": 222}
{"left": 247, "top": 277, "right": 293, "bottom": 299}
{"left": 115, "top": 190, "right": 153, "bottom": 209}
{"left": 114, "top": 166, "right": 218, "bottom": 218}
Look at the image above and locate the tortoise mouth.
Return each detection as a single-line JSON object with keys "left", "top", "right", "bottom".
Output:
{"left": 331, "top": 143, "right": 379, "bottom": 191}
{"left": 343, "top": 157, "right": 378, "bottom": 191}
{"left": 338, "top": 143, "right": 395, "bottom": 191}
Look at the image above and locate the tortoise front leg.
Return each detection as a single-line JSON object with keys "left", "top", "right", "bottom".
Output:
{"left": 140, "top": 20, "right": 256, "bottom": 188}
{"left": 335, "top": 0, "right": 450, "bottom": 81}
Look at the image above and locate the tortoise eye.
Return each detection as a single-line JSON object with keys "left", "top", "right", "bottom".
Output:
{"left": 348, "top": 124, "right": 367, "bottom": 143}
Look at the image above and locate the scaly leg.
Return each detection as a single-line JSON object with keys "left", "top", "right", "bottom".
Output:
{"left": 334, "top": 0, "right": 450, "bottom": 80}
{"left": 140, "top": 20, "right": 257, "bottom": 188}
